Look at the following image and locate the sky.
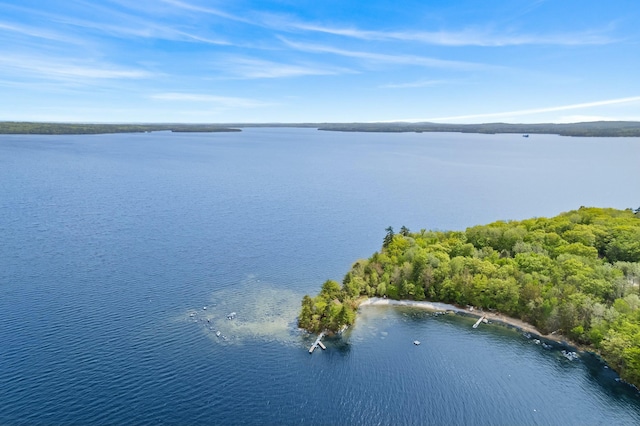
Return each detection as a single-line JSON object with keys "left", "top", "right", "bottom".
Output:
{"left": 1, "top": 0, "right": 639, "bottom": 123}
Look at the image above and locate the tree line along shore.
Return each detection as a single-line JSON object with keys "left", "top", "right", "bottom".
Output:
{"left": 298, "top": 207, "right": 640, "bottom": 387}
{"left": 315, "top": 121, "right": 640, "bottom": 137}
{"left": 2, "top": 121, "right": 640, "bottom": 136}
{"left": 0, "top": 122, "right": 240, "bottom": 134}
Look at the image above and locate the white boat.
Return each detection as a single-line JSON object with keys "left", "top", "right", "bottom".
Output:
{"left": 413, "top": 340, "right": 421, "bottom": 345}
{"left": 215, "top": 331, "right": 221, "bottom": 337}
{"left": 226, "top": 312, "right": 236, "bottom": 320}
{"left": 472, "top": 316, "right": 485, "bottom": 328}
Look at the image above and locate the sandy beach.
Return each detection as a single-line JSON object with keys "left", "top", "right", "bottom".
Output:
{"left": 359, "top": 297, "right": 571, "bottom": 345}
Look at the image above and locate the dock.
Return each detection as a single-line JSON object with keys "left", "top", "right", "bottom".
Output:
{"left": 308, "top": 332, "right": 326, "bottom": 353}
{"left": 472, "top": 316, "right": 485, "bottom": 329}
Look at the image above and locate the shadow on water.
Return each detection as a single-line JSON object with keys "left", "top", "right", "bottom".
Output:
{"left": 325, "top": 334, "right": 353, "bottom": 356}
{"left": 581, "top": 352, "right": 640, "bottom": 401}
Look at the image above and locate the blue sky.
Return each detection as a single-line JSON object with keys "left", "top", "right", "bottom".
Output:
{"left": 1, "top": 0, "right": 639, "bottom": 123}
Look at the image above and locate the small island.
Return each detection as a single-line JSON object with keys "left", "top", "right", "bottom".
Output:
{"left": 299, "top": 207, "right": 640, "bottom": 387}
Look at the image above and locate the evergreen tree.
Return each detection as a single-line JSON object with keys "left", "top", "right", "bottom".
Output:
{"left": 383, "top": 226, "right": 395, "bottom": 248}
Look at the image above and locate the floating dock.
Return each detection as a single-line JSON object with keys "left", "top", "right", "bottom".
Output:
{"left": 309, "top": 332, "right": 326, "bottom": 353}
{"left": 472, "top": 316, "right": 485, "bottom": 329}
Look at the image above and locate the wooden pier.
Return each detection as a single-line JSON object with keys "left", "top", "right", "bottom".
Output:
{"left": 309, "top": 332, "right": 326, "bottom": 353}
{"left": 472, "top": 316, "right": 485, "bottom": 329}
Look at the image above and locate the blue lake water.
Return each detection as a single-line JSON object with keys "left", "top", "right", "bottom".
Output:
{"left": 1, "top": 128, "right": 639, "bottom": 425}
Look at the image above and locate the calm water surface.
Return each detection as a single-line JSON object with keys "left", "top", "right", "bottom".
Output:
{"left": 1, "top": 129, "right": 639, "bottom": 425}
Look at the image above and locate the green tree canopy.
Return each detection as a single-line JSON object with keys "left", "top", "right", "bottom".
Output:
{"left": 299, "top": 207, "right": 640, "bottom": 387}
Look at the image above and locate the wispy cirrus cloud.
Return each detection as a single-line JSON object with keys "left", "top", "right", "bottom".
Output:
{"left": 555, "top": 114, "right": 639, "bottom": 123}
{"left": 5, "top": 1, "right": 234, "bottom": 46}
{"left": 0, "top": 2, "right": 233, "bottom": 47}
{"left": 403, "top": 96, "right": 640, "bottom": 122}
{"left": 380, "top": 79, "right": 454, "bottom": 89}
{"left": 282, "top": 22, "right": 616, "bottom": 46}
{"left": 151, "top": 92, "right": 273, "bottom": 108}
{"left": 159, "top": 0, "right": 252, "bottom": 24}
{"left": 0, "top": 54, "right": 154, "bottom": 81}
{"left": 0, "top": 21, "right": 86, "bottom": 45}
{"left": 54, "top": 13, "right": 231, "bottom": 45}
{"left": 220, "top": 57, "right": 355, "bottom": 79}
{"left": 280, "top": 38, "right": 498, "bottom": 71}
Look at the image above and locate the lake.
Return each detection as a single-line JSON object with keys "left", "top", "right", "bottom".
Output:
{"left": 1, "top": 128, "right": 639, "bottom": 425}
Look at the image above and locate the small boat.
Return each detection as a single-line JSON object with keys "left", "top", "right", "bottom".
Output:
{"left": 522, "top": 134, "right": 529, "bottom": 138}
{"left": 472, "top": 316, "right": 485, "bottom": 328}
{"left": 413, "top": 340, "right": 421, "bottom": 345}
{"left": 215, "top": 331, "right": 221, "bottom": 337}
{"left": 226, "top": 312, "right": 236, "bottom": 320}
{"left": 203, "top": 306, "right": 207, "bottom": 310}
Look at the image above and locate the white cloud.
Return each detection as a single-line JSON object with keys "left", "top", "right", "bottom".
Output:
{"left": 380, "top": 79, "right": 452, "bottom": 89}
{"left": 0, "top": 21, "right": 85, "bottom": 44}
{"left": 151, "top": 92, "right": 273, "bottom": 108}
{"left": 282, "top": 21, "right": 616, "bottom": 46}
{"left": 556, "top": 115, "right": 640, "bottom": 123}
{"left": 0, "top": 54, "right": 154, "bottom": 81}
{"left": 280, "top": 38, "right": 497, "bottom": 70}
{"left": 4, "top": 1, "right": 233, "bottom": 47}
{"left": 399, "top": 96, "right": 640, "bottom": 122}
{"left": 159, "top": 0, "right": 252, "bottom": 24}
{"left": 54, "top": 14, "right": 231, "bottom": 45}
{"left": 221, "top": 57, "right": 354, "bottom": 79}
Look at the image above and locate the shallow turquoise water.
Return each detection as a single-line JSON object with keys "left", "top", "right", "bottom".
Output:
{"left": 1, "top": 129, "right": 639, "bottom": 424}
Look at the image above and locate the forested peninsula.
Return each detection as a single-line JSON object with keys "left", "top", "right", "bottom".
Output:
{"left": 298, "top": 207, "right": 640, "bottom": 387}
{"left": 0, "top": 122, "right": 240, "bottom": 134}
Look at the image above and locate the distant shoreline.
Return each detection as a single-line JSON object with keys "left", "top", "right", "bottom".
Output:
{"left": 2, "top": 121, "right": 640, "bottom": 136}
{"left": 359, "top": 297, "right": 573, "bottom": 346}
{"left": 0, "top": 122, "right": 241, "bottom": 135}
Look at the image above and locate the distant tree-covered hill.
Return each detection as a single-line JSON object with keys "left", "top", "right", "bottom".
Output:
{"left": 2, "top": 120, "right": 640, "bottom": 136}
{"left": 316, "top": 121, "right": 640, "bottom": 137}
{"left": 0, "top": 122, "right": 240, "bottom": 134}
